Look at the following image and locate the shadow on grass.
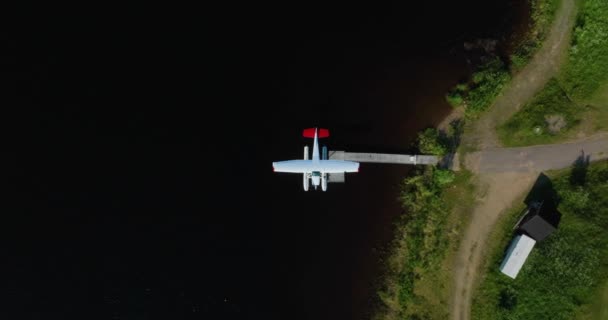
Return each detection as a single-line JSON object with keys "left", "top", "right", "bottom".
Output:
{"left": 523, "top": 173, "right": 562, "bottom": 232}
{"left": 524, "top": 173, "right": 559, "bottom": 207}
{"left": 569, "top": 149, "right": 590, "bottom": 186}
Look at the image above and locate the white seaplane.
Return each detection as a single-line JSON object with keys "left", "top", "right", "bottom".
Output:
{"left": 272, "top": 128, "right": 359, "bottom": 191}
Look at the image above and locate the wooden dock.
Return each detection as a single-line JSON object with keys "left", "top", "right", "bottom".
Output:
{"left": 329, "top": 151, "right": 439, "bottom": 165}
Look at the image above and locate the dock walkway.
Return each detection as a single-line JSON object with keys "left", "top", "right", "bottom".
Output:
{"left": 329, "top": 151, "right": 439, "bottom": 165}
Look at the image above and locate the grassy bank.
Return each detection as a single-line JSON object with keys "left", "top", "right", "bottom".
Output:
{"left": 373, "top": 127, "right": 476, "bottom": 320}
{"left": 446, "top": 0, "right": 560, "bottom": 118}
{"left": 499, "top": 0, "right": 608, "bottom": 146}
{"left": 472, "top": 160, "right": 608, "bottom": 320}
{"left": 374, "top": 166, "right": 476, "bottom": 320}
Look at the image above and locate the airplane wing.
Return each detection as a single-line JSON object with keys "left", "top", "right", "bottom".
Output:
{"left": 272, "top": 160, "right": 315, "bottom": 173}
{"left": 319, "top": 160, "right": 359, "bottom": 173}
{"left": 273, "top": 160, "right": 359, "bottom": 173}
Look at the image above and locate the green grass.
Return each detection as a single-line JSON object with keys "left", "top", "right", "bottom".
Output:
{"left": 560, "top": 0, "right": 608, "bottom": 103}
{"left": 497, "top": 78, "right": 585, "bottom": 146}
{"left": 373, "top": 168, "right": 476, "bottom": 320}
{"left": 587, "top": 82, "right": 608, "bottom": 132}
{"left": 499, "top": 0, "right": 608, "bottom": 146}
{"left": 574, "top": 280, "right": 608, "bottom": 320}
{"left": 471, "top": 161, "right": 608, "bottom": 320}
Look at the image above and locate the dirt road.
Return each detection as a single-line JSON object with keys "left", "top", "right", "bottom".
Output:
{"left": 451, "top": 172, "right": 537, "bottom": 320}
{"left": 450, "top": 1, "right": 578, "bottom": 319}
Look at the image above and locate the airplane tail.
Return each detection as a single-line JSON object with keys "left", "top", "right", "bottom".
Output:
{"left": 303, "top": 128, "right": 330, "bottom": 138}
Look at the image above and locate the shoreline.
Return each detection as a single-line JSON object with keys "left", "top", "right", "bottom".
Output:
{"left": 372, "top": 0, "right": 576, "bottom": 319}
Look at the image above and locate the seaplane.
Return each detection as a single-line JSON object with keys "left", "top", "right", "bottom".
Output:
{"left": 272, "top": 128, "right": 359, "bottom": 191}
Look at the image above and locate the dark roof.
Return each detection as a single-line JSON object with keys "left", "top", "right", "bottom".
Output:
{"left": 520, "top": 215, "right": 556, "bottom": 241}
{"left": 518, "top": 200, "right": 560, "bottom": 241}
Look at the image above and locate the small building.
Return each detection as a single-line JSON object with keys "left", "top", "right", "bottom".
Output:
{"left": 499, "top": 234, "right": 536, "bottom": 279}
{"left": 518, "top": 200, "right": 559, "bottom": 241}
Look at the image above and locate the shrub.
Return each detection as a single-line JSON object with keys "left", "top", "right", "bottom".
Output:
{"left": 432, "top": 169, "right": 455, "bottom": 186}
{"left": 466, "top": 58, "right": 511, "bottom": 117}
{"left": 417, "top": 128, "right": 448, "bottom": 156}
{"left": 445, "top": 58, "right": 511, "bottom": 119}
{"left": 445, "top": 91, "right": 464, "bottom": 108}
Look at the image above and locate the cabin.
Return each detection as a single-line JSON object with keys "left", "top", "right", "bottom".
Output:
{"left": 499, "top": 201, "right": 560, "bottom": 279}
{"left": 517, "top": 200, "right": 559, "bottom": 242}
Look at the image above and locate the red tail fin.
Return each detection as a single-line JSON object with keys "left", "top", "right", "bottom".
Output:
{"left": 302, "top": 128, "right": 330, "bottom": 138}
{"left": 318, "top": 128, "right": 330, "bottom": 138}
{"left": 302, "top": 128, "right": 316, "bottom": 138}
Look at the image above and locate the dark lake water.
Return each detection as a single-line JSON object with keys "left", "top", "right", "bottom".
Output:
{"left": 4, "top": 2, "right": 529, "bottom": 319}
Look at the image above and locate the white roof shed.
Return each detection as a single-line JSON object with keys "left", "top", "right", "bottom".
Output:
{"left": 499, "top": 234, "right": 536, "bottom": 279}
